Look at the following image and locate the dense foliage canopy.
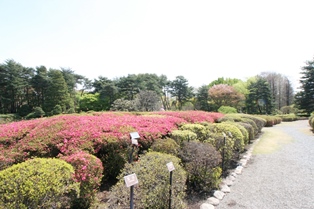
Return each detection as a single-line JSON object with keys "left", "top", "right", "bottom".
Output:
{"left": 0, "top": 58, "right": 300, "bottom": 116}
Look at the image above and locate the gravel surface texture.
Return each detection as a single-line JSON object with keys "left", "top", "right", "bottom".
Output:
{"left": 216, "top": 120, "right": 314, "bottom": 209}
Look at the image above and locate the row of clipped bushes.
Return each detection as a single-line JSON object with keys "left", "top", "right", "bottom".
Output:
{"left": 0, "top": 111, "right": 281, "bottom": 208}
{"left": 104, "top": 113, "right": 270, "bottom": 208}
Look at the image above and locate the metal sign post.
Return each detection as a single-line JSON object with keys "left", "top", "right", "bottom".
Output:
{"left": 127, "top": 132, "right": 140, "bottom": 209}
{"left": 124, "top": 173, "right": 139, "bottom": 209}
{"left": 222, "top": 132, "right": 226, "bottom": 176}
{"left": 167, "top": 162, "right": 175, "bottom": 209}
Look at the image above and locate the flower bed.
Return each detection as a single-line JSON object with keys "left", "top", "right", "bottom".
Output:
{"left": 0, "top": 111, "right": 223, "bottom": 170}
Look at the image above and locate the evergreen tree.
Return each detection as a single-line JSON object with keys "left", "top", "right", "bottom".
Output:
{"left": 31, "top": 66, "right": 49, "bottom": 108}
{"left": 0, "top": 60, "right": 31, "bottom": 113}
{"left": 44, "top": 69, "right": 72, "bottom": 113}
{"left": 99, "top": 83, "right": 119, "bottom": 110}
{"left": 195, "top": 85, "right": 210, "bottom": 111}
{"left": 61, "top": 68, "right": 85, "bottom": 110}
{"left": 92, "top": 76, "right": 119, "bottom": 110}
{"left": 295, "top": 59, "right": 314, "bottom": 115}
{"left": 169, "top": 76, "right": 194, "bottom": 110}
{"left": 245, "top": 77, "right": 274, "bottom": 114}
{"left": 116, "top": 74, "right": 140, "bottom": 100}
{"left": 79, "top": 77, "right": 93, "bottom": 96}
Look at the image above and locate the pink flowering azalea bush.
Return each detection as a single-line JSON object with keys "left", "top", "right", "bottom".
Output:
{"left": 0, "top": 119, "right": 42, "bottom": 169}
{"left": 0, "top": 111, "right": 223, "bottom": 182}
{"left": 60, "top": 151, "right": 103, "bottom": 208}
{"left": 152, "top": 111, "right": 224, "bottom": 123}
{"left": 0, "top": 113, "right": 183, "bottom": 163}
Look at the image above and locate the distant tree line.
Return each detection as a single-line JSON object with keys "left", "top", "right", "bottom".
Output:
{"left": 0, "top": 59, "right": 302, "bottom": 118}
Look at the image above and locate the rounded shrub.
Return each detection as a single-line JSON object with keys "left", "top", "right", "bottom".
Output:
{"left": 217, "top": 114, "right": 240, "bottom": 123}
{"left": 53, "top": 104, "right": 63, "bottom": 115}
{"left": 218, "top": 114, "right": 260, "bottom": 137}
{"left": 60, "top": 151, "right": 104, "bottom": 209}
{"left": 239, "top": 117, "right": 259, "bottom": 136}
{"left": 171, "top": 129, "right": 197, "bottom": 145}
{"left": 107, "top": 151, "right": 187, "bottom": 209}
{"left": 241, "top": 114, "right": 266, "bottom": 132}
{"left": 33, "top": 107, "right": 45, "bottom": 117}
{"left": 0, "top": 158, "right": 80, "bottom": 209}
{"left": 178, "top": 140, "right": 222, "bottom": 194}
{"left": 179, "top": 123, "right": 208, "bottom": 141}
{"left": 224, "top": 121, "right": 249, "bottom": 145}
{"left": 150, "top": 138, "right": 180, "bottom": 156}
{"left": 309, "top": 113, "right": 314, "bottom": 127}
{"left": 218, "top": 106, "right": 237, "bottom": 114}
{"left": 26, "top": 107, "right": 45, "bottom": 119}
{"left": 204, "top": 131, "right": 234, "bottom": 173}
{"left": 278, "top": 113, "right": 298, "bottom": 122}
{"left": 256, "top": 115, "right": 281, "bottom": 127}
{"left": 212, "top": 122, "right": 245, "bottom": 153}
{"left": 236, "top": 122, "right": 255, "bottom": 143}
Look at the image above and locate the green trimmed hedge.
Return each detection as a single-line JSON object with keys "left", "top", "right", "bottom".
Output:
{"left": 171, "top": 129, "right": 197, "bottom": 144}
{"left": 277, "top": 114, "right": 298, "bottom": 122}
{"left": 255, "top": 115, "right": 282, "bottom": 127}
{"left": 0, "top": 158, "right": 80, "bottom": 209}
{"left": 179, "top": 123, "right": 208, "bottom": 141}
{"left": 218, "top": 114, "right": 260, "bottom": 137}
{"left": 218, "top": 106, "right": 237, "bottom": 114}
{"left": 211, "top": 122, "right": 245, "bottom": 153}
{"left": 150, "top": 138, "right": 180, "bottom": 156}
{"left": 236, "top": 114, "right": 266, "bottom": 133}
{"left": 236, "top": 122, "right": 255, "bottom": 143}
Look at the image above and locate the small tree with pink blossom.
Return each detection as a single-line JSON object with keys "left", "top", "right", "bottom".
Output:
{"left": 208, "top": 84, "right": 245, "bottom": 111}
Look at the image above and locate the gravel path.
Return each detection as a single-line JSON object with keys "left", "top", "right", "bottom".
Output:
{"left": 216, "top": 120, "right": 314, "bottom": 209}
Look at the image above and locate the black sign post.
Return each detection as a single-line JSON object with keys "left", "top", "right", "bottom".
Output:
{"left": 222, "top": 132, "right": 226, "bottom": 176}
{"left": 128, "top": 132, "right": 140, "bottom": 209}
{"left": 124, "top": 173, "right": 138, "bottom": 209}
{"left": 167, "top": 162, "right": 175, "bottom": 209}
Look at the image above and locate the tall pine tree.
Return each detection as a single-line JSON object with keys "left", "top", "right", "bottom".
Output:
{"left": 246, "top": 77, "right": 274, "bottom": 114}
{"left": 44, "top": 69, "right": 72, "bottom": 113}
{"left": 195, "top": 85, "right": 210, "bottom": 111}
{"left": 295, "top": 59, "right": 314, "bottom": 115}
{"left": 169, "top": 76, "right": 194, "bottom": 110}
{"left": 0, "top": 60, "right": 30, "bottom": 113}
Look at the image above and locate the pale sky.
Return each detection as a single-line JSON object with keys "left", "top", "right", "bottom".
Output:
{"left": 1, "top": 0, "right": 314, "bottom": 91}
